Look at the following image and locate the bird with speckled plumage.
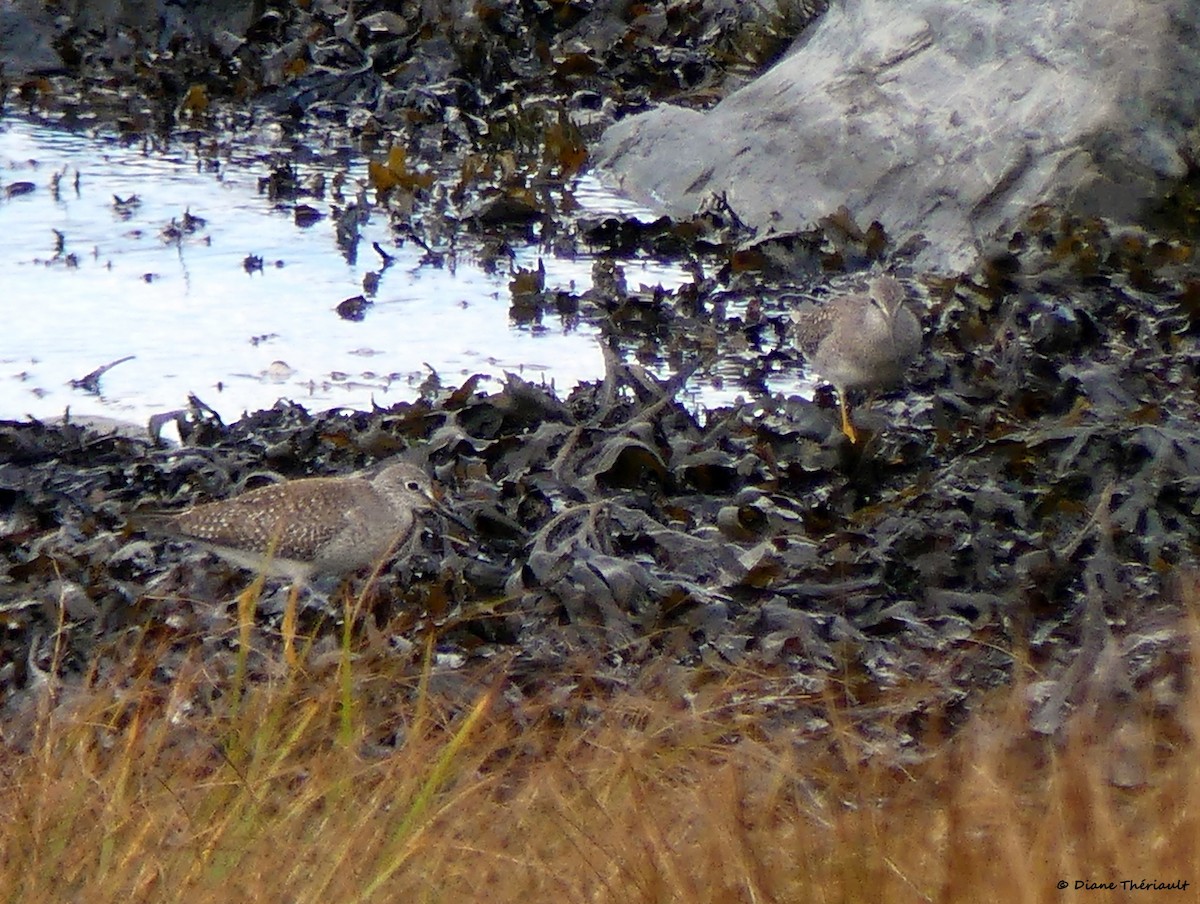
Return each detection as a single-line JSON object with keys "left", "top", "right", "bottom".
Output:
{"left": 138, "top": 462, "right": 439, "bottom": 584}
{"left": 134, "top": 460, "right": 446, "bottom": 667}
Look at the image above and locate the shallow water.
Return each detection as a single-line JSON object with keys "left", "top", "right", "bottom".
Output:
{"left": 0, "top": 115, "right": 809, "bottom": 434}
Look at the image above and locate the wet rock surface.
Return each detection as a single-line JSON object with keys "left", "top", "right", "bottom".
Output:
{"left": 2, "top": 0, "right": 1199, "bottom": 765}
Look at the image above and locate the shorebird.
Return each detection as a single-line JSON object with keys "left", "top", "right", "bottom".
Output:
{"left": 139, "top": 461, "right": 440, "bottom": 584}
{"left": 792, "top": 274, "right": 921, "bottom": 443}
{"left": 136, "top": 461, "right": 443, "bottom": 663}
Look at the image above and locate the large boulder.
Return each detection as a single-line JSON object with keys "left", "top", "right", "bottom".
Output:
{"left": 593, "top": 0, "right": 1200, "bottom": 272}
{"left": 1, "top": 0, "right": 62, "bottom": 75}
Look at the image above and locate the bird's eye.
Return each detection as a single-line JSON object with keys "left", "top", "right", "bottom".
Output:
{"left": 406, "top": 480, "right": 422, "bottom": 491}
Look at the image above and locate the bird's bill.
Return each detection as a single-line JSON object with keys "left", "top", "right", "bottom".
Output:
{"left": 430, "top": 495, "right": 473, "bottom": 531}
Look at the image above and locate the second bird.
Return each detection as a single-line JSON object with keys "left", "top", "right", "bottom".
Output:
{"left": 792, "top": 274, "right": 922, "bottom": 443}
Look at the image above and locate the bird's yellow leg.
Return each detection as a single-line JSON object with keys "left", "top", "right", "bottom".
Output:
{"left": 839, "top": 394, "right": 859, "bottom": 444}
{"left": 230, "top": 577, "right": 264, "bottom": 713}
{"left": 236, "top": 577, "right": 263, "bottom": 654}
{"left": 282, "top": 583, "right": 301, "bottom": 669}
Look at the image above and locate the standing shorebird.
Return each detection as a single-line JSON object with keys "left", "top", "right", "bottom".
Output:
{"left": 136, "top": 461, "right": 442, "bottom": 662}
{"left": 792, "top": 274, "right": 922, "bottom": 443}
{"left": 139, "top": 461, "right": 440, "bottom": 584}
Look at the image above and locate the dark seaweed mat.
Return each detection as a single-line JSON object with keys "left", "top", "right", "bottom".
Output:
{"left": 2, "top": 211, "right": 1199, "bottom": 765}
{"left": 17, "top": 0, "right": 826, "bottom": 169}
{"left": 5, "top": 2, "right": 1200, "bottom": 760}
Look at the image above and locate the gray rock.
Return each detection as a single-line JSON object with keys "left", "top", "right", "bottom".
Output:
{"left": 593, "top": 0, "right": 1200, "bottom": 272}
{"left": 1, "top": 0, "right": 64, "bottom": 75}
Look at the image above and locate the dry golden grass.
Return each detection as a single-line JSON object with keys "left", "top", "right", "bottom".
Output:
{"left": 0, "top": 624, "right": 1196, "bottom": 904}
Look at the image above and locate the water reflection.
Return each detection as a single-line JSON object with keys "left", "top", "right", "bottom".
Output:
{"left": 0, "top": 115, "right": 698, "bottom": 428}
